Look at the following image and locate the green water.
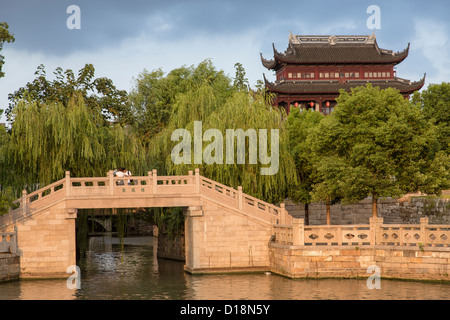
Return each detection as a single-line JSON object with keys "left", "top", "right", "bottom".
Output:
{"left": 0, "top": 236, "right": 449, "bottom": 300}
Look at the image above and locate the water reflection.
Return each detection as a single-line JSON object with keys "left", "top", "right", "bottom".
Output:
{"left": 0, "top": 236, "right": 449, "bottom": 300}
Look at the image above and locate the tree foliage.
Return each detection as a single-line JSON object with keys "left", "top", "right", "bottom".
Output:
{"left": 286, "top": 108, "right": 324, "bottom": 223}
{"left": 0, "top": 21, "right": 14, "bottom": 80}
{"left": 2, "top": 93, "right": 145, "bottom": 193}
{"left": 168, "top": 90, "right": 297, "bottom": 204}
{"left": 128, "top": 59, "right": 232, "bottom": 144}
{"left": 232, "top": 62, "right": 249, "bottom": 91}
{"left": 309, "top": 84, "right": 444, "bottom": 217}
{"left": 412, "top": 82, "right": 450, "bottom": 154}
{"left": 6, "top": 64, "right": 130, "bottom": 125}
{"left": 141, "top": 60, "right": 296, "bottom": 204}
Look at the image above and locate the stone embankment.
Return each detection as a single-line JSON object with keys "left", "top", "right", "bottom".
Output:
{"left": 285, "top": 196, "right": 450, "bottom": 225}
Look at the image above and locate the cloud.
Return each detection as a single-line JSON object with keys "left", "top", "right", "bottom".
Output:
{"left": 0, "top": 26, "right": 267, "bottom": 122}
{"left": 413, "top": 18, "right": 450, "bottom": 84}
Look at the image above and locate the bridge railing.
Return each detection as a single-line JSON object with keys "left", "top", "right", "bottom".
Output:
{"left": 272, "top": 217, "right": 450, "bottom": 248}
{"left": 0, "top": 231, "right": 17, "bottom": 254}
{"left": 1, "top": 169, "right": 287, "bottom": 227}
{"left": 198, "top": 174, "right": 288, "bottom": 224}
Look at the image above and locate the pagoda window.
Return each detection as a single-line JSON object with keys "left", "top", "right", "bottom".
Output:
{"left": 345, "top": 72, "right": 350, "bottom": 78}
{"left": 325, "top": 73, "right": 329, "bottom": 78}
{"left": 300, "top": 72, "right": 315, "bottom": 79}
{"left": 382, "top": 72, "right": 386, "bottom": 77}
{"left": 335, "top": 72, "right": 339, "bottom": 78}
{"left": 288, "top": 73, "right": 292, "bottom": 78}
{"left": 297, "top": 73, "right": 301, "bottom": 78}
{"left": 364, "top": 72, "right": 368, "bottom": 78}
{"left": 387, "top": 72, "right": 390, "bottom": 77}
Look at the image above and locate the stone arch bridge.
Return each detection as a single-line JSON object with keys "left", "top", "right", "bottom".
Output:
{"left": 0, "top": 169, "right": 291, "bottom": 279}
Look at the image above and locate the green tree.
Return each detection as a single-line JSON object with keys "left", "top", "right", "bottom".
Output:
{"left": 232, "top": 62, "right": 249, "bottom": 91}
{"left": 0, "top": 21, "right": 15, "bottom": 79}
{"left": 412, "top": 82, "right": 450, "bottom": 154}
{"left": 286, "top": 108, "right": 324, "bottom": 224}
{"left": 152, "top": 83, "right": 297, "bottom": 204}
{"left": 0, "top": 187, "right": 15, "bottom": 216}
{"left": 311, "top": 84, "right": 443, "bottom": 218}
{"left": 129, "top": 59, "right": 232, "bottom": 144}
{"left": 6, "top": 64, "right": 130, "bottom": 125}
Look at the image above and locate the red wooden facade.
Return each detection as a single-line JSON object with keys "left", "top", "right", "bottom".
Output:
{"left": 261, "top": 33, "right": 425, "bottom": 114}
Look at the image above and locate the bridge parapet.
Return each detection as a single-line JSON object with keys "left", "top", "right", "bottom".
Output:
{"left": 0, "top": 230, "right": 17, "bottom": 254}
{"left": 1, "top": 169, "right": 288, "bottom": 229}
{"left": 272, "top": 217, "right": 450, "bottom": 247}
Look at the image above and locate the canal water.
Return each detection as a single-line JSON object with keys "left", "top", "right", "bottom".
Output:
{"left": 0, "top": 236, "right": 449, "bottom": 300}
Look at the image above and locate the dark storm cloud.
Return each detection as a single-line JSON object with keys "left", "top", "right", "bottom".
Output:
{"left": 0, "top": 0, "right": 379, "bottom": 56}
{"left": 0, "top": 0, "right": 185, "bottom": 55}
{"left": 2, "top": 0, "right": 449, "bottom": 56}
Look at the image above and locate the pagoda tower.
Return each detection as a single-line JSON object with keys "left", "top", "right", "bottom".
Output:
{"left": 261, "top": 32, "right": 425, "bottom": 114}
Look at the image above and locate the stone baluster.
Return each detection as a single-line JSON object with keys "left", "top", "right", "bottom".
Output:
{"left": 188, "top": 170, "right": 193, "bottom": 185}
{"left": 195, "top": 168, "right": 200, "bottom": 193}
{"left": 238, "top": 186, "right": 243, "bottom": 210}
{"left": 293, "top": 218, "right": 305, "bottom": 246}
{"left": 280, "top": 203, "right": 287, "bottom": 225}
{"left": 65, "top": 171, "right": 71, "bottom": 197}
{"left": 21, "top": 189, "right": 27, "bottom": 215}
{"left": 370, "top": 217, "right": 383, "bottom": 245}
{"left": 152, "top": 169, "right": 158, "bottom": 194}
{"left": 108, "top": 170, "right": 114, "bottom": 195}
{"left": 420, "top": 217, "right": 429, "bottom": 246}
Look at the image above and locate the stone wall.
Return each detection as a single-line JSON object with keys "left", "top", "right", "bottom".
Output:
{"left": 157, "top": 224, "right": 185, "bottom": 261}
{"left": 126, "top": 216, "right": 155, "bottom": 235}
{"left": 0, "top": 254, "right": 20, "bottom": 282}
{"left": 285, "top": 197, "right": 450, "bottom": 225}
{"left": 269, "top": 243, "right": 450, "bottom": 281}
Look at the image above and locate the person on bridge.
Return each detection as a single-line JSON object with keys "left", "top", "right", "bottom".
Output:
{"left": 116, "top": 167, "right": 125, "bottom": 185}
{"left": 124, "top": 168, "right": 133, "bottom": 185}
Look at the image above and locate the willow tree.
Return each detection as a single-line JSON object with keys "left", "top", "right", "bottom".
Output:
{"left": 128, "top": 59, "right": 232, "bottom": 144}
{"left": 3, "top": 93, "right": 145, "bottom": 193}
{"left": 0, "top": 120, "right": 14, "bottom": 214}
{"left": 150, "top": 84, "right": 297, "bottom": 204}
{"left": 310, "top": 84, "right": 442, "bottom": 218}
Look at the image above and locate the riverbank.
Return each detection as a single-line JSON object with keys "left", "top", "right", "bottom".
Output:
{"left": 269, "top": 243, "right": 450, "bottom": 282}
{"left": 0, "top": 253, "right": 19, "bottom": 282}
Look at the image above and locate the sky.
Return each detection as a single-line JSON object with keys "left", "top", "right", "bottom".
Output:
{"left": 1, "top": 0, "right": 449, "bottom": 123}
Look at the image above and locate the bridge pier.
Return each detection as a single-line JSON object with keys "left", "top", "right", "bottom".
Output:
{"left": 184, "top": 206, "right": 204, "bottom": 273}
{"left": 183, "top": 199, "right": 272, "bottom": 275}
{"left": 1, "top": 205, "right": 78, "bottom": 279}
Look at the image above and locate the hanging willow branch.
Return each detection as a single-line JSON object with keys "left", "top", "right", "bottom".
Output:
{"left": 147, "top": 84, "right": 297, "bottom": 204}
{"left": 3, "top": 92, "right": 146, "bottom": 193}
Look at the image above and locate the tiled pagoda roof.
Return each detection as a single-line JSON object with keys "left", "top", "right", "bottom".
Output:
{"left": 261, "top": 34, "right": 410, "bottom": 70}
{"left": 263, "top": 74, "right": 426, "bottom": 95}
